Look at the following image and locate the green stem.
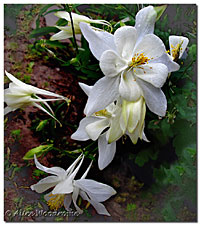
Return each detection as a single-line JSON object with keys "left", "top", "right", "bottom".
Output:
{"left": 66, "top": 4, "right": 79, "bottom": 54}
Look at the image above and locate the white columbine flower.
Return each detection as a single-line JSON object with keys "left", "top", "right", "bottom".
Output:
{"left": 50, "top": 11, "right": 111, "bottom": 41}
{"left": 71, "top": 83, "right": 123, "bottom": 170}
{"left": 31, "top": 154, "right": 84, "bottom": 195}
{"left": 79, "top": 6, "right": 180, "bottom": 117}
{"left": 169, "top": 35, "right": 189, "bottom": 61}
{"left": 31, "top": 154, "right": 116, "bottom": 216}
{"left": 4, "top": 71, "right": 70, "bottom": 124}
{"left": 71, "top": 83, "right": 148, "bottom": 170}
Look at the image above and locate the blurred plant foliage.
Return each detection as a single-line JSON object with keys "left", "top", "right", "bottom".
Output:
{"left": 27, "top": 4, "right": 196, "bottom": 220}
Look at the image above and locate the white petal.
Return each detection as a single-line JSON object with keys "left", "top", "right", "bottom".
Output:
{"left": 56, "top": 24, "right": 80, "bottom": 33}
{"left": 31, "top": 86, "right": 64, "bottom": 99}
{"left": 71, "top": 117, "right": 102, "bottom": 141}
{"left": 74, "top": 179, "right": 116, "bottom": 202}
{"left": 34, "top": 154, "right": 66, "bottom": 177}
{"left": 32, "top": 103, "right": 61, "bottom": 126}
{"left": 80, "top": 191, "right": 110, "bottom": 216}
{"left": 5, "top": 71, "right": 29, "bottom": 89}
{"left": 30, "top": 176, "right": 60, "bottom": 193}
{"left": 136, "top": 79, "right": 167, "bottom": 117}
{"left": 72, "top": 186, "right": 83, "bottom": 214}
{"left": 107, "top": 113, "right": 124, "bottom": 143}
{"left": 135, "top": 6, "right": 157, "bottom": 42}
{"left": 5, "top": 70, "right": 65, "bottom": 99}
{"left": 79, "top": 22, "right": 116, "bottom": 60}
{"left": 67, "top": 154, "right": 84, "bottom": 178}
{"left": 81, "top": 160, "right": 93, "bottom": 179}
{"left": 4, "top": 106, "right": 14, "bottom": 115}
{"left": 86, "top": 118, "right": 110, "bottom": 141}
{"left": 122, "top": 97, "right": 145, "bottom": 134}
{"left": 84, "top": 76, "right": 120, "bottom": 116}
{"left": 6, "top": 82, "right": 30, "bottom": 95}
{"left": 52, "top": 179, "right": 73, "bottom": 194}
{"left": 150, "top": 53, "right": 180, "bottom": 73}
{"left": 134, "top": 34, "right": 165, "bottom": 60}
{"left": 65, "top": 154, "right": 83, "bottom": 176}
{"left": 119, "top": 71, "right": 142, "bottom": 102}
{"left": 135, "top": 63, "right": 168, "bottom": 88}
{"left": 55, "top": 11, "right": 91, "bottom": 24}
{"left": 52, "top": 156, "right": 84, "bottom": 194}
{"left": 127, "top": 125, "right": 141, "bottom": 144}
{"left": 142, "top": 131, "right": 150, "bottom": 142}
{"left": 98, "top": 133, "right": 116, "bottom": 170}
{"left": 100, "top": 50, "right": 127, "bottom": 77}
{"left": 169, "top": 35, "right": 189, "bottom": 59}
{"left": 4, "top": 94, "right": 31, "bottom": 108}
{"left": 79, "top": 82, "right": 92, "bottom": 96}
{"left": 50, "top": 30, "right": 73, "bottom": 40}
{"left": 114, "top": 26, "right": 137, "bottom": 60}
{"left": 64, "top": 194, "right": 73, "bottom": 211}
{"left": 54, "top": 11, "right": 71, "bottom": 21}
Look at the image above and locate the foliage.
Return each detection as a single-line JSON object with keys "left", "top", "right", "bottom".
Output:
{"left": 11, "top": 129, "right": 21, "bottom": 141}
{"left": 4, "top": 3, "right": 197, "bottom": 222}
{"left": 23, "top": 144, "right": 54, "bottom": 160}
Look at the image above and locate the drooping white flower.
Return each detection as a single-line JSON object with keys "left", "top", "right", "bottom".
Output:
{"left": 4, "top": 71, "right": 70, "bottom": 124}
{"left": 169, "top": 35, "right": 189, "bottom": 61}
{"left": 31, "top": 154, "right": 84, "bottom": 195}
{"left": 121, "top": 97, "right": 148, "bottom": 144}
{"left": 71, "top": 83, "right": 148, "bottom": 170}
{"left": 70, "top": 160, "right": 116, "bottom": 216}
{"left": 50, "top": 11, "right": 111, "bottom": 41}
{"left": 31, "top": 154, "right": 116, "bottom": 216}
{"left": 79, "top": 6, "right": 180, "bottom": 117}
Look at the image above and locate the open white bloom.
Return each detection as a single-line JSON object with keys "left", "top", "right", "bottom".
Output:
{"left": 31, "top": 154, "right": 116, "bottom": 216}
{"left": 71, "top": 83, "right": 148, "bottom": 170}
{"left": 4, "top": 71, "right": 69, "bottom": 123}
{"left": 50, "top": 11, "right": 111, "bottom": 41}
{"left": 79, "top": 6, "right": 180, "bottom": 117}
{"left": 71, "top": 83, "right": 122, "bottom": 170}
{"left": 169, "top": 35, "right": 189, "bottom": 61}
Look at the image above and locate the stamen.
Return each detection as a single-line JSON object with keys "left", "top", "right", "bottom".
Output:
{"left": 129, "top": 53, "right": 150, "bottom": 68}
{"left": 95, "top": 109, "right": 111, "bottom": 117}
{"left": 47, "top": 194, "right": 65, "bottom": 210}
{"left": 171, "top": 40, "right": 184, "bottom": 60}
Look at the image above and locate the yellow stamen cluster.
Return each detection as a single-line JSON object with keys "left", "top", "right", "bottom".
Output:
{"left": 47, "top": 193, "right": 65, "bottom": 210}
{"left": 95, "top": 109, "right": 111, "bottom": 117}
{"left": 171, "top": 40, "right": 183, "bottom": 60}
{"left": 129, "top": 53, "right": 150, "bottom": 68}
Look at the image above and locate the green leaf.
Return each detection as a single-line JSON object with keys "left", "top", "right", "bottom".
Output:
{"left": 135, "top": 150, "right": 149, "bottom": 167}
{"left": 36, "top": 4, "right": 54, "bottom": 29}
{"left": 29, "top": 27, "right": 59, "bottom": 39}
{"left": 44, "top": 40, "right": 67, "bottom": 49}
{"left": 36, "top": 120, "right": 48, "bottom": 131}
{"left": 23, "top": 144, "right": 53, "bottom": 160}
{"left": 56, "top": 18, "right": 68, "bottom": 26}
{"left": 172, "top": 120, "right": 196, "bottom": 156}
{"left": 154, "top": 5, "right": 167, "bottom": 21}
{"left": 162, "top": 202, "right": 177, "bottom": 222}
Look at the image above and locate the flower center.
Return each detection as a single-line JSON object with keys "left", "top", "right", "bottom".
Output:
{"left": 47, "top": 193, "right": 65, "bottom": 210}
{"left": 171, "top": 40, "right": 183, "bottom": 60}
{"left": 95, "top": 109, "right": 111, "bottom": 117}
{"left": 129, "top": 53, "right": 150, "bottom": 68}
